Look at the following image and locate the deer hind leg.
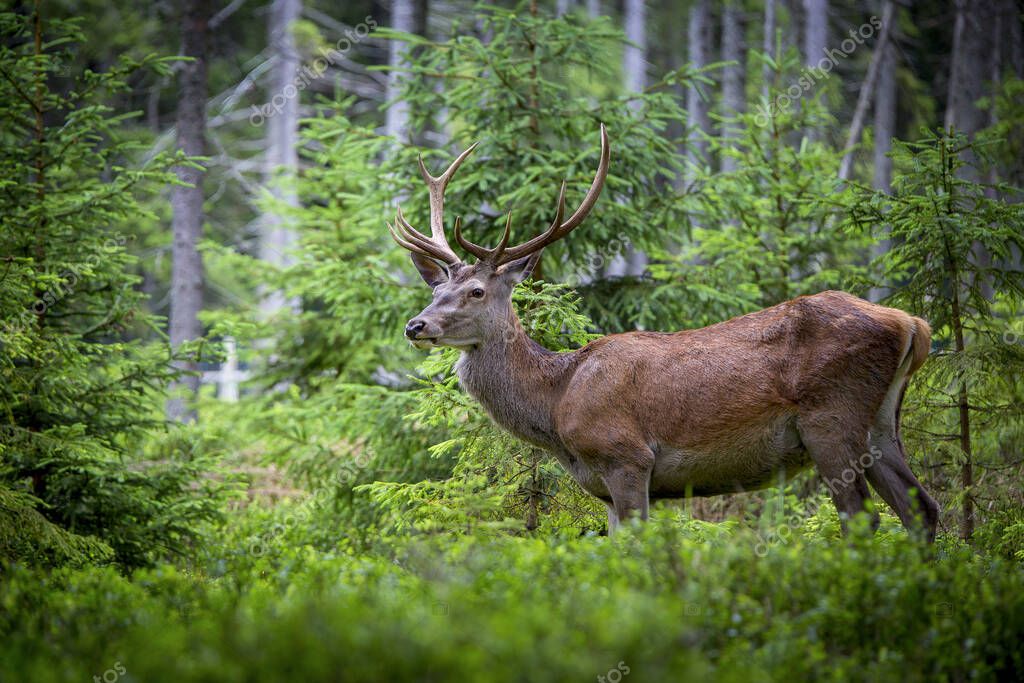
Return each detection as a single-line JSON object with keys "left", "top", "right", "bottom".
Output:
{"left": 797, "top": 414, "right": 879, "bottom": 534}
{"left": 864, "top": 431, "right": 939, "bottom": 542}
{"left": 866, "top": 372, "right": 940, "bottom": 541}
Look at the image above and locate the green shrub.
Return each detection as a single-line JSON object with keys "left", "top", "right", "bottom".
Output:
{"left": 2, "top": 519, "right": 1021, "bottom": 682}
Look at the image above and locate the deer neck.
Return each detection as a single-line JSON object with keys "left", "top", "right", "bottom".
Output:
{"left": 454, "top": 310, "right": 574, "bottom": 450}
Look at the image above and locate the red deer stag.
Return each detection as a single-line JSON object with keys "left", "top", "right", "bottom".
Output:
{"left": 388, "top": 124, "right": 939, "bottom": 539}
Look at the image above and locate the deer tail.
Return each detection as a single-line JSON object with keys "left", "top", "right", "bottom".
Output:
{"left": 907, "top": 316, "right": 931, "bottom": 376}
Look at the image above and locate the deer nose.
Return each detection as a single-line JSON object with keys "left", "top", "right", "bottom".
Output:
{"left": 405, "top": 320, "right": 426, "bottom": 339}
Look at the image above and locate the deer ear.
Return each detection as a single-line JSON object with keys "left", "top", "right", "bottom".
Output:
{"left": 498, "top": 250, "right": 543, "bottom": 284}
{"left": 410, "top": 252, "right": 450, "bottom": 288}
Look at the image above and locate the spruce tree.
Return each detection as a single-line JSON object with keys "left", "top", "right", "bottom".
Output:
{"left": 0, "top": 9, "right": 221, "bottom": 569}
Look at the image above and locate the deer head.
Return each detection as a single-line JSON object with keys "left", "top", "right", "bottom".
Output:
{"left": 387, "top": 125, "right": 610, "bottom": 350}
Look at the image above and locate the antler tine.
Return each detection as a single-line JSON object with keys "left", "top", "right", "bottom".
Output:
{"left": 388, "top": 216, "right": 436, "bottom": 260}
{"left": 542, "top": 180, "right": 568, "bottom": 239}
{"left": 492, "top": 212, "right": 512, "bottom": 261}
{"left": 389, "top": 141, "right": 479, "bottom": 266}
{"left": 557, "top": 123, "right": 610, "bottom": 234}
{"left": 419, "top": 142, "right": 479, "bottom": 247}
{"left": 455, "top": 212, "right": 513, "bottom": 266}
{"left": 386, "top": 220, "right": 430, "bottom": 257}
{"left": 391, "top": 206, "right": 461, "bottom": 265}
{"left": 394, "top": 205, "right": 438, "bottom": 250}
{"left": 493, "top": 124, "right": 610, "bottom": 266}
{"left": 390, "top": 207, "right": 460, "bottom": 265}
{"left": 418, "top": 141, "right": 479, "bottom": 186}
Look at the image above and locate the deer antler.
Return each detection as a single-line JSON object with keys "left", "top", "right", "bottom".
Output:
{"left": 455, "top": 123, "right": 610, "bottom": 268}
{"left": 388, "top": 125, "right": 610, "bottom": 268}
{"left": 387, "top": 142, "right": 479, "bottom": 266}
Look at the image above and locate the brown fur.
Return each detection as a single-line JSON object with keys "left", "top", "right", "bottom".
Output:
{"left": 411, "top": 279, "right": 939, "bottom": 538}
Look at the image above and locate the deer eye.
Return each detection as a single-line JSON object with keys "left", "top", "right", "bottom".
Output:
{"left": 469, "top": 288, "right": 485, "bottom": 299}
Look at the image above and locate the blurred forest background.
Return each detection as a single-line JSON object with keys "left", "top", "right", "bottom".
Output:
{"left": 2, "top": 0, "right": 1024, "bottom": 680}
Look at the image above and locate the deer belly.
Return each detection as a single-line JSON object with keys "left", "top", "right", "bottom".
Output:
{"left": 649, "top": 417, "right": 809, "bottom": 497}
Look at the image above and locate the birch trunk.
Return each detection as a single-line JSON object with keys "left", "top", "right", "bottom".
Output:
{"left": 609, "top": 0, "right": 649, "bottom": 277}
{"left": 802, "top": 0, "right": 828, "bottom": 67}
{"left": 386, "top": 0, "right": 415, "bottom": 143}
{"left": 259, "top": 0, "right": 301, "bottom": 320}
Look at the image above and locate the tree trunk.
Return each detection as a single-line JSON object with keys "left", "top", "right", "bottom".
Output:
{"left": 801, "top": 0, "right": 827, "bottom": 139}
{"left": 167, "top": 0, "right": 209, "bottom": 422}
{"left": 409, "top": 0, "right": 430, "bottom": 147}
{"left": 721, "top": 0, "right": 745, "bottom": 174}
{"left": 586, "top": 0, "right": 601, "bottom": 18}
{"left": 838, "top": 0, "right": 894, "bottom": 181}
{"left": 946, "top": 246, "right": 974, "bottom": 543}
{"left": 1005, "top": 0, "right": 1023, "bottom": 79}
{"left": 947, "top": 0, "right": 998, "bottom": 305}
{"left": 763, "top": 0, "right": 776, "bottom": 97}
{"left": 872, "top": 37, "right": 896, "bottom": 194}
{"left": 802, "top": 0, "right": 828, "bottom": 68}
{"left": 945, "top": 0, "right": 1002, "bottom": 540}
{"left": 868, "top": 24, "right": 896, "bottom": 303}
{"left": 687, "top": 0, "right": 710, "bottom": 167}
{"left": 609, "top": 0, "right": 649, "bottom": 278}
{"left": 782, "top": 0, "right": 801, "bottom": 56}
{"left": 623, "top": 0, "right": 647, "bottom": 103}
{"left": 945, "top": 0, "right": 995, "bottom": 141}
{"left": 386, "top": 0, "right": 415, "bottom": 144}
{"left": 260, "top": 0, "right": 302, "bottom": 320}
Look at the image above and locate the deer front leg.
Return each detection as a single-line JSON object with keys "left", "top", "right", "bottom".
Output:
{"left": 558, "top": 408, "right": 655, "bottom": 533}
{"left": 605, "top": 503, "right": 619, "bottom": 535}
{"left": 599, "top": 449, "right": 655, "bottom": 532}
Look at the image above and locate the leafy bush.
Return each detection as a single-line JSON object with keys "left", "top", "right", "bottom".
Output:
{"left": 2, "top": 518, "right": 1022, "bottom": 682}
